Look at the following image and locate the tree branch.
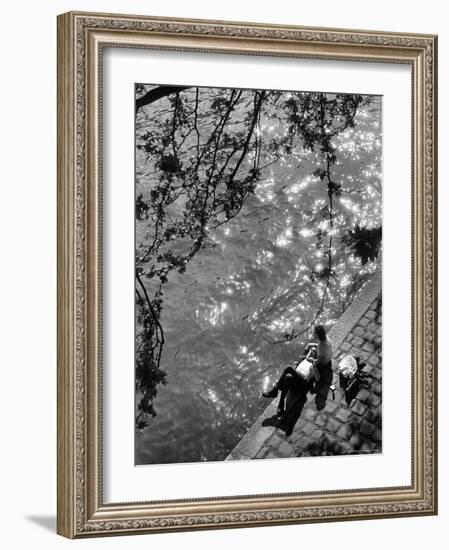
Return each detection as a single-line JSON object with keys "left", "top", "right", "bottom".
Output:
{"left": 136, "top": 85, "right": 191, "bottom": 114}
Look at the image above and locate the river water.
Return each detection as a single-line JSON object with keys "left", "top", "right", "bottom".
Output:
{"left": 135, "top": 91, "right": 382, "bottom": 465}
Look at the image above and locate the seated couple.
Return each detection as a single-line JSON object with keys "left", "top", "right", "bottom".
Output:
{"left": 262, "top": 324, "right": 333, "bottom": 436}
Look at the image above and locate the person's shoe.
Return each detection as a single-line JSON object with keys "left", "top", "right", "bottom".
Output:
{"left": 284, "top": 427, "right": 293, "bottom": 437}
{"left": 262, "top": 386, "right": 278, "bottom": 398}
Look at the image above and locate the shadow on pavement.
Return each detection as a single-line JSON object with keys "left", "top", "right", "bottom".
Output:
{"left": 25, "top": 515, "right": 56, "bottom": 533}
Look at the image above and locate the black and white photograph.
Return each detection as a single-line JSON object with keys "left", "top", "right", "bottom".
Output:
{"left": 134, "top": 83, "right": 382, "bottom": 465}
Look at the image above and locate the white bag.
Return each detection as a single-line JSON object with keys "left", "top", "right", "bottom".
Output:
{"left": 338, "top": 355, "right": 358, "bottom": 379}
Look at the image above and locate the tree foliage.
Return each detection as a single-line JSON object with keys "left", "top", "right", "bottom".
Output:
{"left": 342, "top": 225, "right": 382, "bottom": 265}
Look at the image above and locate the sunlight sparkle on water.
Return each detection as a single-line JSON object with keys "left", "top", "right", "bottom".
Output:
{"left": 340, "top": 274, "right": 351, "bottom": 287}
{"left": 299, "top": 228, "right": 313, "bottom": 238}
{"left": 207, "top": 389, "right": 219, "bottom": 404}
{"left": 275, "top": 226, "right": 293, "bottom": 248}
{"left": 225, "top": 274, "right": 251, "bottom": 292}
{"left": 255, "top": 249, "right": 274, "bottom": 266}
{"left": 196, "top": 301, "right": 229, "bottom": 327}
{"left": 339, "top": 197, "right": 360, "bottom": 213}
{"left": 318, "top": 220, "right": 329, "bottom": 231}
{"left": 255, "top": 177, "right": 275, "bottom": 203}
{"left": 269, "top": 317, "right": 292, "bottom": 332}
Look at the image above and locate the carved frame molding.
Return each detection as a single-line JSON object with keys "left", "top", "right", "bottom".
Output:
{"left": 57, "top": 11, "right": 437, "bottom": 538}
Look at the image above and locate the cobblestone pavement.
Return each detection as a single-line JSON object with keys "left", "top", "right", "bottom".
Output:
{"left": 226, "top": 275, "right": 382, "bottom": 461}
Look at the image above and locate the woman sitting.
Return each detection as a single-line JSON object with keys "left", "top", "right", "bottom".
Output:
{"left": 262, "top": 324, "right": 332, "bottom": 435}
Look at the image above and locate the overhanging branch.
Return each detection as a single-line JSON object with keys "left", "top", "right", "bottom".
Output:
{"left": 136, "top": 85, "right": 191, "bottom": 114}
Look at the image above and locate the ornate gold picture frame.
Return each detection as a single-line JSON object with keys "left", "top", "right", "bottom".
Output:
{"left": 57, "top": 11, "right": 437, "bottom": 538}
